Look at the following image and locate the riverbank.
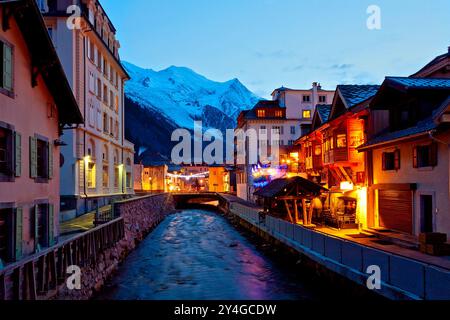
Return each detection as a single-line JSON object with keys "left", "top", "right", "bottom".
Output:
{"left": 218, "top": 194, "right": 450, "bottom": 300}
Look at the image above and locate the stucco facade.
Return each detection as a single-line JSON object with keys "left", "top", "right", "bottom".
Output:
{"left": 40, "top": 0, "right": 134, "bottom": 217}
{"left": 0, "top": 0, "right": 82, "bottom": 265}
{"left": 369, "top": 134, "right": 450, "bottom": 237}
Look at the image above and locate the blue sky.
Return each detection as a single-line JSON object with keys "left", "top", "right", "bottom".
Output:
{"left": 102, "top": 0, "right": 450, "bottom": 98}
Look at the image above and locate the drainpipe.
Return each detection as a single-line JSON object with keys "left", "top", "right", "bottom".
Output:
{"left": 121, "top": 78, "right": 125, "bottom": 196}
{"left": 83, "top": 28, "right": 93, "bottom": 211}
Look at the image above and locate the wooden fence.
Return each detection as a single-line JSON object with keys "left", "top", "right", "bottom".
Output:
{"left": 0, "top": 217, "right": 124, "bottom": 300}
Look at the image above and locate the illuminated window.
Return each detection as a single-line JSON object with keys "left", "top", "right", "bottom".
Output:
{"left": 315, "top": 145, "right": 322, "bottom": 156}
{"left": 302, "top": 110, "right": 312, "bottom": 119}
{"left": 87, "top": 162, "right": 96, "bottom": 188}
{"left": 336, "top": 134, "right": 347, "bottom": 148}
{"left": 257, "top": 109, "right": 266, "bottom": 118}
{"left": 275, "top": 110, "right": 283, "bottom": 117}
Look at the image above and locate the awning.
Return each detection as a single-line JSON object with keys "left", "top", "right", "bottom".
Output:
{"left": 254, "top": 176, "right": 327, "bottom": 198}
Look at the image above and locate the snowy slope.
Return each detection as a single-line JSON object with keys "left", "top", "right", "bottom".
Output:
{"left": 122, "top": 62, "right": 260, "bottom": 164}
{"left": 123, "top": 61, "right": 260, "bottom": 131}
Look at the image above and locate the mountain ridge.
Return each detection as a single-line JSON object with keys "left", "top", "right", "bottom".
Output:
{"left": 123, "top": 61, "right": 260, "bottom": 164}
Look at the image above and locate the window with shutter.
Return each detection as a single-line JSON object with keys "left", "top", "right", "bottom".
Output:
{"left": 14, "top": 132, "right": 21, "bottom": 177}
{"left": 29, "top": 136, "right": 37, "bottom": 178}
{"left": 1, "top": 41, "right": 13, "bottom": 93}
{"left": 48, "top": 204, "right": 55, "bottom": 246}
{"left": 414, "top": 144, "right": 437, "bottom": 168}
{"left": 48, "top": 142, "right": 53, "bottom": 179}
{"left": 394, "top": 149, "right": 401, "bottom": 170}
{"left": 14, "top": 208, "right": 22, "bottom": 261}
{"left": 0, "top": 126, "right": 14, "bottom": 180}
{"left": 0, "top": 208, "right": 13, "bottom": 263}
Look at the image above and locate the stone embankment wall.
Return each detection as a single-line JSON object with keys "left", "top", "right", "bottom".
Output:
{"left": 0, "top": 194, "right": 175, "bottom": 300}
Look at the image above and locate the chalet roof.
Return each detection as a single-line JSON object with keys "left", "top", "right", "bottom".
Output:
{"left": 385, "top": 77, "right": 450, "bottom": 90}
{"left": 254, "top": 176, "right": 327, "bottom": 198}
{"left": 2, "top": 0, "right": 83, "bottom": 126}
{"left": 316, "top": 104, "right": 332, "bottom": 123}
{"left": 328, "top": 85, "right": 380, "bottom": 121}
{"left": 240, "top": 100, "right": 283, "bottom": 120}
{"left": 359, "top": 95, "right": 450, "bottom": 150}
{"left": 410, "top": 48, "right": 450, "bottom": 77}
{"left": 338, "top": 85, "right": 381, "bottom": 109}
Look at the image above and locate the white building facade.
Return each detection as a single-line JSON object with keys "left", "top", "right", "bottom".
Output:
{"left": 38, "top": 0, "right": 134, "bottom": 218}
{"left": 272, "top": 82, "right": 335, "bottom": 136}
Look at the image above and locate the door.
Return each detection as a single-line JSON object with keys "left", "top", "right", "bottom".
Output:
{"left": 420, "top": 195, "right": 433, "bottom": 233}
{"left": 378, "top": 190, "right": 413, "bottom": 234}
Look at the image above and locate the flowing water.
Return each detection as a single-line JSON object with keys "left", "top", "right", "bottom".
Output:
{"left": 99, "top": 209, "right": 338, "bottom": 300}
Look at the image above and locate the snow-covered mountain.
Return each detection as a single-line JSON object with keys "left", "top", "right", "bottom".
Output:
{"left": 123, "top": 62, "right": 260, "bottom": 164}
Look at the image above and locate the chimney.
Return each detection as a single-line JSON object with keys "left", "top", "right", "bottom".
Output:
{"left": 312, "top": 82, "right": 318, "bottom": 88}
{"left": 317, "top": 83, "right": 322, "bottom": 90}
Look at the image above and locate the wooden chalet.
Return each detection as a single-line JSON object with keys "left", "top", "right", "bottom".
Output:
{"left": 295, "top": 104, "right": 331, "bottom": 183}
{"left": 319, "top": 85, "right": 380, "bottom": 188}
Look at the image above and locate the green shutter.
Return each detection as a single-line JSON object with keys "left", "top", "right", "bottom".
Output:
{"left": 34, "top": 205, "right": 39, "bottom": 252}
{"left": 48, "top": 204, "right": 55, "bottom": 246}
{"left": 48, "top": 142, "right": 53, "bottom": 179}
{"left": 14, "top": 132, "right": 21, "bottom": 177}
{"left": 3, "top": 43, "right": 12, "bottom": 91}
{"left": 15, "top": 208, "right": 23, "bottom": 261}
{"left": 29, "top": 136, "right": 37, "bottom": 178}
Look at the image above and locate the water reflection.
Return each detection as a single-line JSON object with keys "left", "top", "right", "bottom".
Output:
{"left": 99, "top": 210, "right": 328, "bottom": 300}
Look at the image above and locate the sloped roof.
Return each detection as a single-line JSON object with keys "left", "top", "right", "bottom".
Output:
{"left": 359, "top": 96, "right": 450, "bottom": 150}
{"left": 316, "top": 104, "right": 332, "bottom": 123}
{"left": 411, "top": 49, "right": 450, "bottom": 77}
{"left": 254, "top": 176, "right": 327, "bottom": 198}
{"left": 338, "top": 85, "right": 381, "bottom": 109}
{"left": 240, "top": 100, "right": 282, "bottom": 120}
{"left": 3, "top": 0, "right": 83, "bottom": 125}
{"left": 385, "top": 77, "right": 450, "bottom": 90}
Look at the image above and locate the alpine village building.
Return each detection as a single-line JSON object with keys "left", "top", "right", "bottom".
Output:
{"left": 291, "top": 46, "right": 450, "bottom": 238}
{"left": 38, "top": 0, "right": 135, "bottom": 219}
{"left": 236, "top": 83, "right": 335, "bottom": 202}
{"left": 0, "top": 0, "right": 83, "bottom": 267}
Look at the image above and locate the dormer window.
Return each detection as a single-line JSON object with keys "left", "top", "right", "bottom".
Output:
{"left": 275, "top": 110, "right": 283, "bottom": 118}
{"left": 257, "top": 109, "right": 265, "bottom": 118}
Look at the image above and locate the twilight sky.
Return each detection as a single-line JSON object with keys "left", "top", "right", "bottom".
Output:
{"left": 102, "top": 0, "right": 450, "bottom": 98}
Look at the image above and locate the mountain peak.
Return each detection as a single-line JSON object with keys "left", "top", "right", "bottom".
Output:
{"left": 124, "top": 61, "right": 260, "bottom": 130}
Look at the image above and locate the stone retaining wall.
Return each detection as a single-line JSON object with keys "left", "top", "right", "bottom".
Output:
{"left": 58, "top": 193, "right": 175, "bottom": 300}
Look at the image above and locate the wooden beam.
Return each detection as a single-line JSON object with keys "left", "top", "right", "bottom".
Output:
{"left": 284, "top": 200, "right": 294, "bottom": 223}
{"left": 302, "top": 199, "right": 308, "bottom": 226}
{"left": 294, "top": 200, "right": 299, "bottom": 224}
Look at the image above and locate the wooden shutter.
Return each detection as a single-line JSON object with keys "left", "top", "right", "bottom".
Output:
{"left": 429, "top": 143, "right": 438, "bottom": 167}
{"left": 412, "top": 146, "right": 418, "bottom": 168}
{"left": 14, "top": 132, "right": 21, "bottom": 177}
{"left": 29, "top": 136, "right": 37, "bottom": 178}
{"left": 3, "top": 43, "right": 12, "bottom": 91}
{"left": 14, "top": 208, "right": 23, "bottom": 261}
{"left": 34, "top": 205, "right": 39, "bottom": 252}
{"left": 48, "top": 204, "right": 55, "bottom": 246}
{"left": 48, "top": 142, "right": 53, "bottom": 179}
{"left": 394, "top": 149, "right": 401, "bottom": 170}
{"left": 382, "top": 153, "right": 387, "bottom": 171}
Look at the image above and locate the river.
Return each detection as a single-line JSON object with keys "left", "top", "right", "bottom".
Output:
{"left": 98, "top": 209, "right": 342, "bottom": 300}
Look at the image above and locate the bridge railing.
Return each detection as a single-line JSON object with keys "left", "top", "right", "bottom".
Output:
{"left": 0, "top": 217, "right": 125, "bottom": 300}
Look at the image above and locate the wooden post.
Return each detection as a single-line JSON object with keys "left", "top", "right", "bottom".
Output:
{"left": 294, "top": 200, "right": 299, "bottom": 224}
{"left": 284, "top": 200, "right": 294, "bottom": 223}
{"left": 302, "top": 199, "right": 308, "bottom": 226}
